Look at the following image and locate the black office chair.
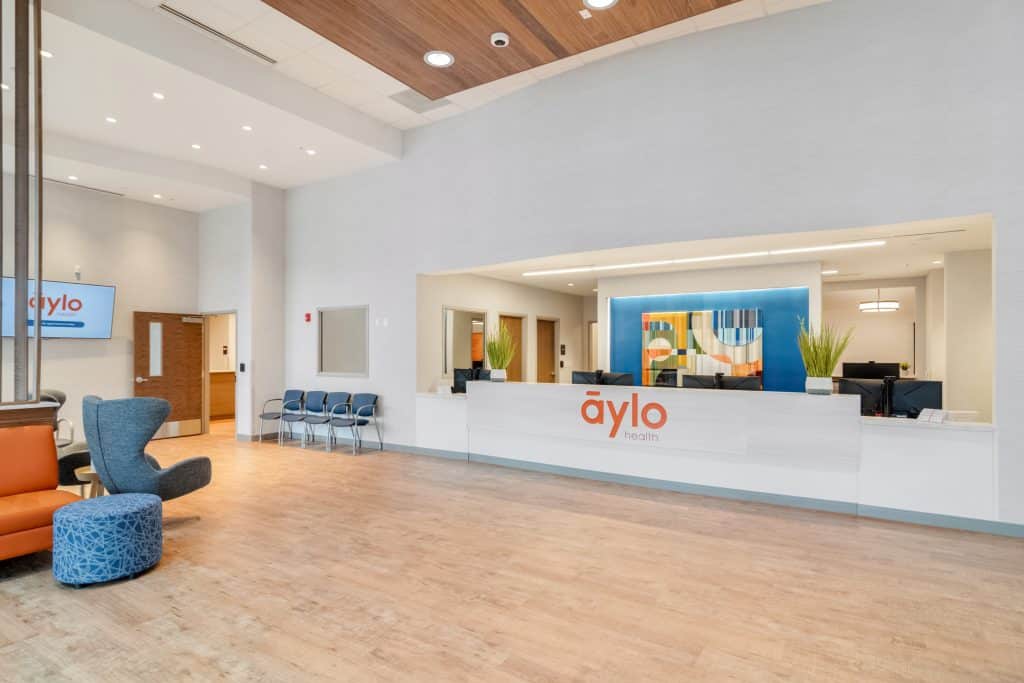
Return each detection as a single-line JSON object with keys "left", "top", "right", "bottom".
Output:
{"left": 41, "top": 389, "right": 92, "bottom": 495}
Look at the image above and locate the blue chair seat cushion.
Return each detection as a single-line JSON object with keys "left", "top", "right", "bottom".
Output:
{"left": 52, "top": 493, "right": 163, "bottom": 586}
{"left": 281, "top": 414, "right": 305, "bottom": 422}
{"left": 331, "top": 417, "right": 370, "bottom": 427}
{"left": 304, "top": 415, "right": 330, "bottom": 425}
{"left": 259, "top": 411, "right": 282, "bottom": 420}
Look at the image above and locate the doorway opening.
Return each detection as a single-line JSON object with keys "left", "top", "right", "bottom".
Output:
{"left": 205, "top": 312, "right": 237, "bottom": 435}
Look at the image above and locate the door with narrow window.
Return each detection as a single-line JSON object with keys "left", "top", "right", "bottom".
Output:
{"left": 133, "top": 312, "right": 204, "bottom": 438}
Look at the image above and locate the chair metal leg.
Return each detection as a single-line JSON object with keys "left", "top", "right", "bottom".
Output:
{"left": 374, "top": 419, "right": 383, "bottom": 450}
{"left": 258, "top": 417, "right": 263, "bottom": 443}
{"left": 351, "top": 425, "right": 358, "bottom": 455}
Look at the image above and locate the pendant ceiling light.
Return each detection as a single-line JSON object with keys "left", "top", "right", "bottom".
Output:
{"left": 859, "top": 288, "right": 900, "bottom": 313}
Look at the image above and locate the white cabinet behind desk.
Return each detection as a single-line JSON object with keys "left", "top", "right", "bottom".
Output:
{"left": 467, "top": 382, "right": 863, "bottom": 506}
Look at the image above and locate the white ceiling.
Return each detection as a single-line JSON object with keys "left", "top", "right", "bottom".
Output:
{"left": 146, "top": 0, "right": 830, "bottom": 128}
{"left": 0, "top": 0, "right": 830, "bottom": 212}
{"left": 462, "top": 214, "right": 993, "bottom": 295}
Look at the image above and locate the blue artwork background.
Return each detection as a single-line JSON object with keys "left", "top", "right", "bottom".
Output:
{"left": 609, "top": 287, "right": 810, "bottom": 392}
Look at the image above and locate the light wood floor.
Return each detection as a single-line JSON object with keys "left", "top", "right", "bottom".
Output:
{"left": 2, "top": 430, "right": 1024, "bottom": 682}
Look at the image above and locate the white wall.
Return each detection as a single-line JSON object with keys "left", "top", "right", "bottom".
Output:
{"left": 284, "top": 0, "right": 1024, "bottom": 521}
{"left": 945, "top": 250, "right": 993, "bottom": 421}
{"left": 197, "top": 184, "right": 285, "bottom": 438}
{"left": 198, "top": 202, "right": 252, "bottom": 434}
{"left": 925, "top": 269, "right": 946, "bottom": 381}
{"left": 596, "top": 262, "right": 822, "bottom": 369}
{"left": 1, "top": 176, "right": 198, "bottom": 428}
{"left": 417, "top": 274, "right": 585, "bottom": 392}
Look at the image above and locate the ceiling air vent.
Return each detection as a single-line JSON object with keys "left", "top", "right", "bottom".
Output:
{"left": 390, "top": 89, "right": 452, "bottom": 114}
{"left": 158, "top": 4, "right": 277, "bottom": 65}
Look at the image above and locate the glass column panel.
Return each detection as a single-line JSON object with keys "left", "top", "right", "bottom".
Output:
{"left": 149, "top": 321, "right": 163, "bottom": 377}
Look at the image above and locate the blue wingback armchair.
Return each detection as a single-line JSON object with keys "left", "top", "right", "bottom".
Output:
{"left": 82, "top": 396, "right": 211, "bottom": 501}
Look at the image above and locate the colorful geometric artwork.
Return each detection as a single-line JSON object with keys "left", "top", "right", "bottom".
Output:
{"left": 641, "top": 309, "right": 763, "bottom": 386}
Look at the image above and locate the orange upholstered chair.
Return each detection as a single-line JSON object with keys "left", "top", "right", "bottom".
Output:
{"left": 0, "top": 425, "right": 81, "bottom": 561}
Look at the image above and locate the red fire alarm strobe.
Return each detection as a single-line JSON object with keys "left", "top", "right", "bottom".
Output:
{"left": 304, "top": 312, "right": 312, "bottom": 323}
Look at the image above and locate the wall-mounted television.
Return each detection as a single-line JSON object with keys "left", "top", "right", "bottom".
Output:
{"left": 1, "top": 278, "right": 116, "bottom": 339}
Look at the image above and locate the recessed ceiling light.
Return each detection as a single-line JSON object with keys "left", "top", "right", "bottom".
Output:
{"left": 522, "top": 240, "right": 886, "bottom": 277}
{"left": 1, "top": 83, "right": 8, "bottom": 91}
{"left": 241, "top": 124, "right": 253, "bottom": 132}
{"left": 258, "top": 164, "right": 268, "bottom": 170}
{"left": 191, "top": 143, "right": 202, "bottom": 150}
{"left": 153, "top": 193, "right": 163, "bottom": 199}
{"left": 67, "top": 175, "right": 78, "bottom": 181}
{"left": 305, "top": 148, "right": 317, "bottom": 156}
{"left": 583, "top": 0, "right": 619, "bottom": 9}
{"left": 932, "top": 260, "right": 943, "bottom": 265}
{"left": 105, "top": 116, "right": 118, "bottom": 124}
{"left": 424, "top": 50, "right": 455, "bottom": 68}
{"left": 592, "top": 288, "right": 598, "bottom": 292}
{"left": 39, "top": 49, "right": 53, "bottom": 59}
{"left": 567, "top": 282, "right": 575, "bottom": 287}
{"left": 152, "top": 92, "right": 165, "bottom": 100}
{"left": 821, "top": 269, "right": 839, "bottom": 276}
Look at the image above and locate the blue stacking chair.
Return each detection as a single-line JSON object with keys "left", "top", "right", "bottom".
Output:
{"left": 322, "top": 392, "right": 351, "bottom": 452}
{"left": 258, "top": 389, "right": 304, "bottom": 445}
{"left": 301, "top": 391, "right": 329, "bottom": 448}
{"left": 329, "top": 393, "right": 382, "bottom": 455}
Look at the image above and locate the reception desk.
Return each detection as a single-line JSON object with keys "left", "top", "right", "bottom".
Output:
{"left": 414, "top": 382, "right": 999, "bottom": 529}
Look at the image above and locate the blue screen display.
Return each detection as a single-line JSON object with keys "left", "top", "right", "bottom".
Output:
{"left": 1, "top": 278, "right": 116, "bottom": 339}
{"left": 609, "top": 286, "right": 810, "bottom": 392}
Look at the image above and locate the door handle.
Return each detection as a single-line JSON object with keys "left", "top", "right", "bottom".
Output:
{"left": 135, "top": 376, "right": 148, "bottom": 384}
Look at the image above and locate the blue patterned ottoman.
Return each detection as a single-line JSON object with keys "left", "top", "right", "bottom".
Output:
{"left": 52, "top": 494, "right": 163, "bottom": 586}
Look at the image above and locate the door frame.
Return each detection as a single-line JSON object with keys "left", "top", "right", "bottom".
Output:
{"left": 536, "top": 316, "right": 560, "bottom": 384}
{"left": 201, "top": 309, "right": 238, "bottom": 436}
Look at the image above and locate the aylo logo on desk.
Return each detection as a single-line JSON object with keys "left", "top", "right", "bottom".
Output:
{"left": 580, "top": 390, "right": 668, "bottom": 440}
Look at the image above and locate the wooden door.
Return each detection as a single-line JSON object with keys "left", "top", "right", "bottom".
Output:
{"left": 537, "top": 319, "right": 557, "bottom": 384}
{"left": 498, "top": 315, "right": 524, "bottom": 382}
{"left": 133, "top": 312, "right": 204, "bottom": 438}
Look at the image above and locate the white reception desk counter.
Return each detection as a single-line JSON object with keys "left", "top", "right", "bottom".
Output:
{"left": 415, "top": 383, "right": 997, "bottom": 527}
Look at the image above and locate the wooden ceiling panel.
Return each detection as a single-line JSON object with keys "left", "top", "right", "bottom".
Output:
{"left": 262, "top": 0, "right": 741, "bottom": 100}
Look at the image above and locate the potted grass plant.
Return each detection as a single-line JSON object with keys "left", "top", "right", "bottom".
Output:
{"left": 797, "top": 319, "right": 853, "bottom": 395}
{"left": 485, "top": 322, "right": 517, "bottom": 382}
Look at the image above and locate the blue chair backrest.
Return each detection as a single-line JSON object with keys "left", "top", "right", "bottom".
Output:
{"left": 282, "top": 389, "right": 304, "bottom": 412}
{"left": 352, "top": 393, "right": 378, "bottom": 417}
{"left": 326, "top": 392, "right": 351, "bottom": 415}
{"left": 82, "top": 395, "right": 168, "bottom": 495}
{"left": 305, "top": 391, "right": 328, "bottom": 415}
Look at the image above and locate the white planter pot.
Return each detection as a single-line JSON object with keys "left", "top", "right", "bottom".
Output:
{"left": 490, "top": 369, "right": 507, "bottom": 382}
{"left": 805, "top": 376, "right": 833, "bottom": 395}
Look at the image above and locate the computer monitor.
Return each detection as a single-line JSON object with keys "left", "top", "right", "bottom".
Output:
{"left": 891, "top": 380, "right": 942, "bottom": 418}
{"left": 837, "top": 378, "right": 885, "bottom": 416}
{"left": 571, "top": 371, "right": 600, "bottom": 385}
{"left": 842, "top": 362, "right": 901, "bottom": 380}
{"left": 654, "top": 369, "right": 678, "bottom": 388}
{"left": 720, "top": 375, "right": 763, "bottom": 391}
{"left": 600, "top": 372, "right": 634, "bottom": 386}
{"left": 452, "top": 368, "right": 474, "bottom": 394}
{"left": 682, "top": 374, "right": 718, "bottom": 390}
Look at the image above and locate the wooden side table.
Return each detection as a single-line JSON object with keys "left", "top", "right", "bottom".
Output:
{"left": 74, "top": 466, "right": 106, "bottom": 499}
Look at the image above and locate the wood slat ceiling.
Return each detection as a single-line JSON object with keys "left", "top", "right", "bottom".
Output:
{"left": 262, "top": 0, "right": 741, "bottom": 100}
